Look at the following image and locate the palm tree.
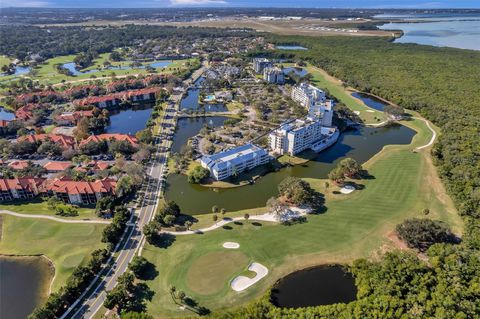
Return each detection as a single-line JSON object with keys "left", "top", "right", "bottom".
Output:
{"left": 244, "top": 213, "right": 250, "bottom": 223}
{"left": 221, "top": 208, "right": 227, "bottom": 219}
{"left": 212, "top": 214, "right": 218, "bottom": 225}
{"left": 212, "top": 205, "right": 219, "bottom": 214}
{"left": 185, "top": 221, "right": 193, "bottom": 230}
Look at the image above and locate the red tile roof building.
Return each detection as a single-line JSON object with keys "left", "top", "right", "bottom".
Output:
{"left": 79, "top": 134, "right": 138, "bottom": 148}
{"left": 19, "top": 134, "right": 76, "bottom": 150}
{"left": 15, "top": 104, "right": 37, "bottom": 121}
{"left": 0, "top": 177, "right": 45, "bottom": 201}
{"left": 43, "top": 161, "right": 73, "bottom": 173}
{"left": 55, "top": 110, "right": 94, "bottom": 126}
{"left": 43, "top": 177, "right": 117, "bottom": 205}
{"left": 15, "top": 91, "right": 61, "bottom": 105}
{"left": 73, "top": 88, "right": 160, "bottom": 108}
{"left": 7, "top": 160, "right": 30, "bottom": 170}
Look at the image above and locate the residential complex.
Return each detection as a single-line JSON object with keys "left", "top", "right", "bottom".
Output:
{"left": 43, "top": 178, "right": 117, "bottom": 205}
{"left": 263, "top": 67, "right": 285, "bottom": 84}
{"left": 0, "top": 178, "right": 45, "bottom": 201}
{"left": 308, "top": 99, "right": 334, "bottom": 126}
{"left": 269, "top": 116, "right": 339, "bottom": 156}
{"left": 200, "top": 143, "right": 270, "bottom": 180}
{"left": 253, "top": 58, "right": 273, "bottom": 74}
{"left": 291, "top": 83, "right": 326, "bottom": 108}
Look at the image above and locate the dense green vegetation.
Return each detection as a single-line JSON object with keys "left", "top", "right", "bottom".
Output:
{"left": 396, "top": 218, "right": 456, "bottom": 252}
{"left": 207, "top": 33, "right": 480, "bottom": 319}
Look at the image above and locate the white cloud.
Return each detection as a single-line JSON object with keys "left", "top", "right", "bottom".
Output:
{"left": 0, "top": 0, "right": 50, "bottom": 7}
{"left": 169, "top": 0, "right": 227, "bottom": 5}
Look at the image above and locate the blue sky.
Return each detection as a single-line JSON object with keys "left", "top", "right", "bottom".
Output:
{"left": 2, "top": 0, "right": 479, "bottom": 8}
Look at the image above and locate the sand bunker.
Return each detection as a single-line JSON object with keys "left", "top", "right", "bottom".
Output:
{"left": 340, "top": 185, "right": 356, "bottom": 194}
{"left": 354, "top": 111, "right": 360, "bottom": 115}
{"left": 223, "top": 242, "right": 240, "bottom": 249}
{"left": 366, "top": 110, "right": 375, "bottom": 113}
{"left": 231, "top": 262, "right": 268, "bottom": 292}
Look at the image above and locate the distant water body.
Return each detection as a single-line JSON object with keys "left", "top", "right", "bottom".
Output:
{"left": 376, "top": 13, "right": 480, "bottom": 51}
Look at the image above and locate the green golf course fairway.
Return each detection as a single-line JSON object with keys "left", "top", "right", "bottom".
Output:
{"left": 0, "top": 215, "right": 106, "bottom": 291}
{"left": 142, "top": 116, "right": 462, "bottom": 317}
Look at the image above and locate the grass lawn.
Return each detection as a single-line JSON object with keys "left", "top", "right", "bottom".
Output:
{"left": 3, "top": 55, "right": 197, "bottom": 85}
{"left": 0, "top": 55, "right": 12, "bottom": 67}
{"left": 0, "top": 215, "right": 106, "bottom": 291}
{"left": 0, "top": 198, "right": 98, "bottom": 220}
{"left": 141, "top": 113, "right": 462, "bottom": 317}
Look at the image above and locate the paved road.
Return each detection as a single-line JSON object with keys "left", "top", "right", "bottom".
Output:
{"left": 0, "top": 210, "right": 110, "bottom": 224}
{"left": 61, "top": 103, "right": 178, "bottom": 319}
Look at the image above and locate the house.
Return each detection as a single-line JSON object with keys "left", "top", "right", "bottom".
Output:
{"left": 19, "top": 134, "right": 76, "bottom": 150}
{"left": 79, "top": 134, "right": 138, "bottom": 148}
{"left": 124, "top": 87, "right": 159, "bottom": 102}
{"left": 7, "top": 160, "right": 30, "bottom": 170}
{"left": 43, "top": 177, "right": 117, "bottom": 205}
{"left": 15, "top": 104, "right": 37, "bottom": 121}
{"left": 73, "top": 94, "right": 122, "bottom": 108}
{"left": 0, "top": 177, "right": 45, "bottom": 201}
{"left": 55, "top": 110, "right": 94, "bottom": 126}
{"left": 43, "top": 161, "right": 73, "bottom": 173}
{"left": 0, "top": 119, "right": 11, "bottom": 134}
{"left": 200, "top": 143, "right": 270, "bottom": 180}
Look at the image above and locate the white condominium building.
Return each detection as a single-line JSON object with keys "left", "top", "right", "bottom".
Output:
{"left": 291, "top": 83, "right": 326, "bottom": 108}
{"left": 263, "top": 67, "right": 285, "bottom": 84}
{"left": 269, "top": 117, "right": 339, "bottom": 156}
{"left": 309, "top": 99, "right": 334, "bottom": 127}
{"left": 200, "top": 143, "right": 271, "bottom": 180}
{"left": 253, "top": 58, "right": 273, "bottom": 74}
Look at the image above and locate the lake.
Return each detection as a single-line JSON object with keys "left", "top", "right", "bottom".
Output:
{"left": 0, "top": 107, "right": 15, "bottom": 121}
{"left": 0, "top": 256, "right": 53, "bottom": 319}
{"left": 171, "top": 116, "right": 230, "bottom": 153}
{"left": 377, "top": 14, "right": 480, "bottom": 51}
{"left": 0, "top": 65, "right": 31, "bottom": 77}
{"left": 271, "top": 265, "right": 357, "bottom": 308}
{"left": 179, "top": 77, "right": 227, "bottom": 112}
{"left": 105, "top": 105, "right": 153, "bottom": 134}
{"left": 277, "top": 45, "right": 308, "bottom": 50}
{"left": 165, "top": 123, "right": 416, "bottom": 214}
{"left": 62, "top": 60, "right": 173, "bottom": 76}
{"left": 283, "top": 67, "right": 309, "bottom": 77}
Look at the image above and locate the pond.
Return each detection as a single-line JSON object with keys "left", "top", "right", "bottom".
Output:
{"left": 0, "top": 65, "right": 31, "bottom": 77}
{"left": 271, "top": 265, "right": 357, "bottom": 308}
{"left": 180, "top": 77, "right": 205, "bottom": 110}
{"left": 283, "top": 67, "right": 309, "bottom": 77}
{"left": 62, "top": 60, "right": 173, "bottom": 76}
{"left": 351, "top": 92, "right": 389, "bottom": 111}
{"left": 0, "top": 256, "right": 53, "bottom": 319}
{"left": 0, "top": 107, "right": 15, "bottom": 120}
{"left": 277, "top": 45, "right": 308, "bottom": 50}
{"left": 171, "top": 116, "right": 230, "bottom": 153}
{"left": 105, "top": 105, "right": 153, "bottom": 135}
{"left": 165, "top": 123, "right": 416, "bottom": 214}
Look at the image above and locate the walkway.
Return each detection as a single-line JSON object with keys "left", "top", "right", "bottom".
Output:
{"left": 163, "top": 207, "right": 310, "bottom": 236}
{"left": 414, "top": 117, "right": 437, "bottom": 150}
{"left": 0, "top": 210, "right": 110, "bottom": 224}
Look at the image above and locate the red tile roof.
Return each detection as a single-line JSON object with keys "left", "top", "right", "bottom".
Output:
{"left": 19, "top": 134, "right": 76, "bottom": 150}
{"left": 7, "top": 160, "right": 30, "bottom": 170}
{"left": 73, "top": 88, "right": 160, "bottom": 107}
{"left": 0, "top": 119, "right": 10, "bottom": 128}
{"left": 0, "top": 177, "right": 45, "bottom": 192}
{"left": 55, "top": 110, "right": 94, "bottom": 124}
{"left": 43, "top": 178, "right": 116, "bottom": 195}
{"left": 79, "top": 134, "right": 138, "bottom": 148}
{"left": 43, "top": 161, "right": 73, "bottom": 172}
{"left": 15, "top": 104, "right": 37, "bottom": 121}
{"left": 15, "top": 91, "right": 59, "bottom": 104}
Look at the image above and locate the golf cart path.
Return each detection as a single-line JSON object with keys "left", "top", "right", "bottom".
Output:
{"left": 414, "top": 117, "right": 437, "bottom": 150}
{"left": 163, "top": 207, "right": 310, "bottom": 236}
{"left": 0, "top": 210, "right": 111, "bottom": 224}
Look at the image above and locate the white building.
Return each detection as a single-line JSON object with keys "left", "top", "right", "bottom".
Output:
{"left": 309, "top": 99, "right": 334, "bottom": 127}
{"left": 200, "top": 143, "right": 270, "bottom": 180}
{"left": 291, "top": 83, "right": 326, "bottom": 108}
{"left": 253, "top": 58, "right": 273, "bottom": 74}
{"left": 269, "top": 117, "right": 339, "bottom": 156}
{"left": 263, "top": 67, "right": 285, "bottom": 84}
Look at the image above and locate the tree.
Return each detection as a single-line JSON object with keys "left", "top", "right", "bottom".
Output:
{"left": 396, "top": 218, "right": 455, "bottom": 252}
{"left": 136, "top": 129, "right": 153, "bottom": 144}
{"left": 277, "top": 176, "right": 315, "bottom": 206}
{"left": 185, "top": 221, "right": 193, "bottom": 230}
{"left": 116, "top": 175, "right": 134, "bottom": 197}
{"left": 212, "top": 205, "right": 219, "bottom": 214}
{"left": 384, "top": 104, "right": 404, "bottom": 118}
{"left": 129, "top": 256, "right": 149, "bottom": 279}
{"left": 143, "top": 221, "right": 160, "bottom": 245}
{"left": 187, "top": 166, "right": 210, "bottom": 184}
{"left": 266, "top": 197, "right": 285, "bottom": 216}
{"left": 220, "top": 208, "right": 227, "bottom": 219}
{"left": 163, "top": 214, "right": 176, "bottom": 226}
{"left": 338, "top": 158, "right": 362, "bottom": 178}
{"left": 122, "top": 312, "right": 153, "bottom": 319}
{"left": 212, "top": 214, "right": 218, "bottom": 224}
{"left": 328, "top": 167, "right": 345, "bottom": 184}
{"left": 73, "top": 117, "right": 90, "bottom": 141}
{"left": 244, "top": 213, "right": 250, "bottom": 222}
